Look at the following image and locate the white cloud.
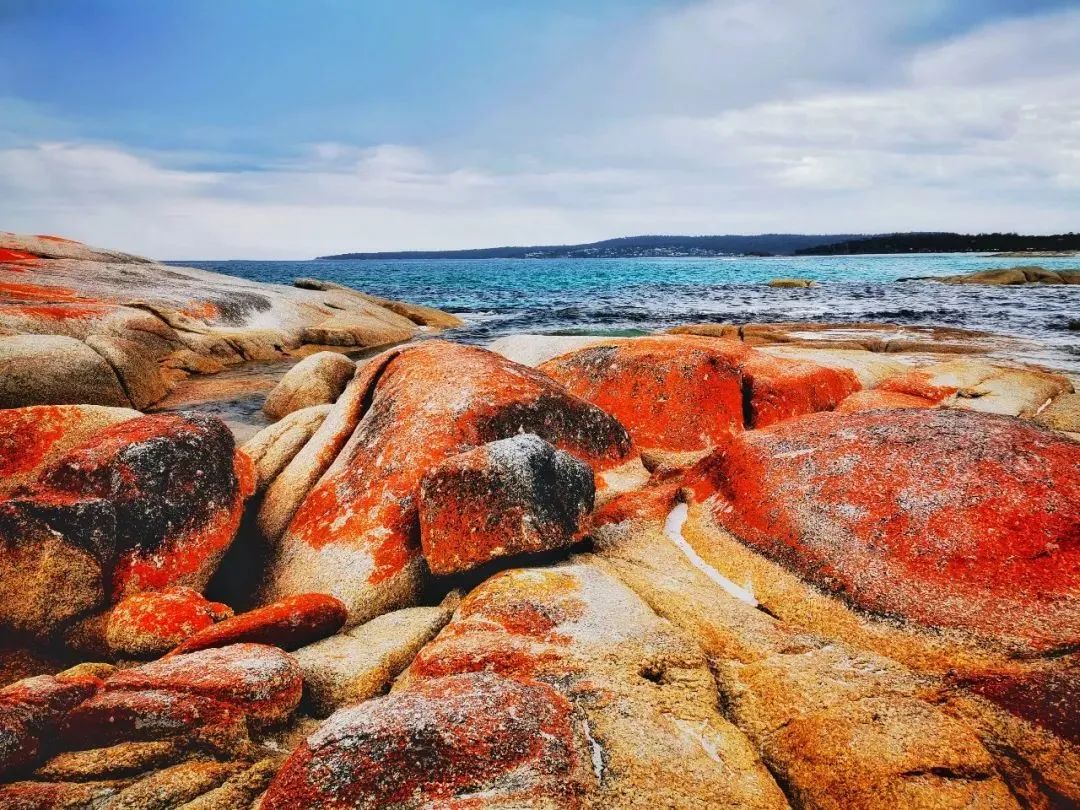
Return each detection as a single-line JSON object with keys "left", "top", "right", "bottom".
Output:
{"left": 0, "top": 2, "right": 1078, "bottom": 257}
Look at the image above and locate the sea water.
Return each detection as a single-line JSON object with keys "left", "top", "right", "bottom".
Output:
{"left": 179, "top": 254, "right": 1080, "bottom": 375}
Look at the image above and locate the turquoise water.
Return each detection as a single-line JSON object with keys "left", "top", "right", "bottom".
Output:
{"left": 182, "top": 254, "right": 1080, "bottom": 374}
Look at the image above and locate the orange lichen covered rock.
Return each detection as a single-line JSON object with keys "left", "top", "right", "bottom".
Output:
{"left": 264, "top": 341, "right": 640, "bottom": 625}
{"left": 418, "top": 434, "right": 594, "bottom": 575}
{"left": 58, "top": 688, "right": 249, "bottom": 753}
{"left": 167, "top": 593, "right": 347, "bottom": 656}
{"left": 0, "top": 674, "right": 101, "bottom": 779}
{"left": 538, "top": 334, "right": 858, "bottom": 465}
{"left": 539, "top": 335, "right": 748, "bottom": 461}
{"left": 261, "top": 671, "right": 590, "bottom": 809}
{"left": 0, "top": 412, "right": 252, "bottom": 639}
{"left": 67, "top": 587, "right": 234, "bottom": 660}
{"left": 696, "top": 408, "right": 1080, "bottom": 655}
{"left": 104, "top": 643, "right": 302, "bottom": 727}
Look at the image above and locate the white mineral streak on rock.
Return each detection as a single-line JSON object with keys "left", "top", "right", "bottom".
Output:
{"left": 582, "top": 717, "right": 605, "bottom": 780}
{"left": 663, "top": 503, "right": 757, "bottom": 607}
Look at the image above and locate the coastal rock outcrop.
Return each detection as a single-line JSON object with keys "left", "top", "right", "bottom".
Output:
{"left": 899, "top": 265, "right": 1080, "bottom": 285}
{"left": 0, "top": 231, "right": 461, "bottom": 410}
{"left": 261, "top": 341, "right": 645, "bottom": 625}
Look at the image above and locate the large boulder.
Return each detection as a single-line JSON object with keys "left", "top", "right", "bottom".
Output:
{"left": 0, "top": 412, "right": 253, "bottom": 639}
{"left": 538, "top": 334, "right": 858, "bottom": 466}
{"left": 262, "top": 341, "right": 644, "bottom": 626}
{"left": 241, "top": 403, "right": 331, "bottom": 493}
{"left": 417, "top": 433, "right": 594, "bottom": 575}
{"left": 262, "top": 351, "right": 355, "bottom": 421}
{"left": 696, "top": 408, "right": 1079, "bottom": 656}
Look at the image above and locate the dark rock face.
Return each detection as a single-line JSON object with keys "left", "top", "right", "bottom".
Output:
{"left": 0, "top": 411, "right": 253, "bottom": 639}
{"left": 418, "top": 434, "right": 595, "bottom": 575}
{"left": 0, "top": 674, "right": 101, "bottom": 780}
{"left": 261, "top": 671, "right": 590, "bottom": 809}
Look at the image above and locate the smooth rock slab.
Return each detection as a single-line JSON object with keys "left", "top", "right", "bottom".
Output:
{"left": 418, "top": 434, "right": 594, "bottom": 575}
{"left": 262, "top": 351, "right": 355, "bottom": 421}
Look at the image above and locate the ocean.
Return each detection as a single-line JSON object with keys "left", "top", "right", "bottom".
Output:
{"left": 180, "top": 254, "right": 1080, "bottom": 376}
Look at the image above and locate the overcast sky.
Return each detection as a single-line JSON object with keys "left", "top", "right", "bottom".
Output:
{"left": 1, "top": 0, "right": 1078, "bottom": 258}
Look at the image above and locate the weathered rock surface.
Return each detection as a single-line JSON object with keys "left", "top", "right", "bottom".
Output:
{"left": 240, "top": 403, "right": 331, "bottom": 493}
{"left": 167, "top": 593, "right": 347, "bottom": 656}
{"left": 418, "top": 433, "right": 595, "bottom": 575}
{"left": 0, "top": 411, "right": 252, "bottom": 639}
{"left": 397, "top": 562, "right": 788, "bottom": 809}
{"left": 65, "top": 587, "right": 233, "bottom": 660}
{"left": 262, "top": 671, "right": 592, "bottom": 809}
{"left": 292, "top": 597, "right": 457, "bottom": 717}
{"left": 261, "top": 351, "right": 355, "bottom": 420}
{"left": 0, "top": 231, "right": 459, "bottom": 409}
{"left": 901, "top": 265, "right": 1080, "bottom": 285}
{"left": 262, "top": 341, "right": 645, "bottom": 626}
{"left": 0, "top": 673, "right": 101, "bottom": 779}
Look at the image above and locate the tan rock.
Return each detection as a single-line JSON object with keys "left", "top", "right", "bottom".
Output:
{"left": 398, "top": 561, "right": 789, "bottom": 809}
{"left": 262, "top": 351, "right": 355, "bottom": 421}
{"left": 1034, "top": 391, "right": 1080, "bottom": 434}
{"left": 0, "top": 334, "right": 130, "bottom": 408}
{"left": 240, "top": 404, "right": 331, "bottom": 493}
{"left": 34, "top": 740, "right": 187, "bottom": 782}
{"left": 85, "top": 333, "right": 169, "bottom": 409}
{"left": 292, "top": 599, "right": 457, "bottom": 717}
{"left": 760, "top": 346, "right": 909, "bottom": 388}
{"left": 103, "top": 759, "right": 247, "bottom": 810}
{"left": 487, "top": 333, "right": 611, "bottom": 367}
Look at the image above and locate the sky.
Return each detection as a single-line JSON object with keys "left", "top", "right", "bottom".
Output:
{"left": 0, "top": 0, "right": 1078, "bottom": 258}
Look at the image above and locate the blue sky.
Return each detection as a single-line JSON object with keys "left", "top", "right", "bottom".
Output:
{"left": 1, "top": 0, "right": 1078, "bottom": 257}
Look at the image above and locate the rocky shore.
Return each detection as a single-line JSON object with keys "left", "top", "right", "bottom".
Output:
{"left": 1, "top": 234, "right": 1078, "bottom": 808}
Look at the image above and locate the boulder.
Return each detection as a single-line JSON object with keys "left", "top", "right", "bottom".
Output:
{"left": 835, "top": 388, "right": 937, "bottom": 413}
{"left": 696, "top": 408, "right": 1079, "bottom": 656}
{"left": 0, "top": 404, "right": 139, "bottom": 496}
{"left": 486, "top": 333, "right": 609, "bottom": 367}
{"left": 261, "top": 672, "right": 593, "bottom": 809}
{"left": 905, "top": 265, "right": 1078, "bottom": 285}
{"left": 241, "top": 403, "right": 331, "bottom": 493}
{"left": 0, "top": 412, "right": 252, "bottom": 639}
{"left": 538, "top": 334, "right": 858, "bottom": 466}
{"left": 262, "top": 351, "right": 355, "bottom": 421}
{"left": 1035, "top": 392, "right": 1080, "bottom": 435}
{"left": 292, "top": 598, "right": 457, "bottom": 717}
{"left": 767, "top": 277, "right": 815, "bottom": 288}
{"left": 0, "top": 334, "right": 130, "bottom": 408}
{"left": 418, "top": 434, "right": 594, "bottom": 575}
{"left": 262, "top": 341, "right": 643, "bottom": 626}
{"left": 0, "top": 674, "right": 102, "bottom": 779}
{"left": 65, "top": 587, "right": 233, "bottom": 660}
{"left": 84, "top": 334, "right": 169, "bottom": 409}
{"left": 167, "top": 594, "right": 347, "bottom": 656}
{"left": 104, "top": 643, "right": 302, "bottom": 727}
{"left": 293, "top": 279, "right": 465, "bottom": 330}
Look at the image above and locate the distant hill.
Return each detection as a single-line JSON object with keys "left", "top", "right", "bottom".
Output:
{"left": 317, "top": 234, "right": 864, "bottom": 260}
{"left": 796, "top": 232, "right": 1080, "bottom": 255}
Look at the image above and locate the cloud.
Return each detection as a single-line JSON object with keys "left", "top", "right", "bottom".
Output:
{"left": 0, "top": 2, "right": 1078, "bottom": 257}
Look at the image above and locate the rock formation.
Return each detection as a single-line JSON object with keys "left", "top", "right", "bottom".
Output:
{"left": 0, "top": 321, "right": 1077, "bottom": 807}
{"left": 0, "top": 232, "right": 461, "bottom": 410}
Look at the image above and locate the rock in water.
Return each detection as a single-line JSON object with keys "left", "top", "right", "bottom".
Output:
{"left": 261, "top": 672, "right": 592, "bottom": 809}
{"left": 262, "top": 341, "right": 643, "bottom": 626}
{"left": 418, "top": 434, "right": 594, "bottom": 575}
{"left": 262, "top": 351, "right": 356, "bottom": 421}
{"left": 0, "top": 411, "right": 253, "bottom": 639}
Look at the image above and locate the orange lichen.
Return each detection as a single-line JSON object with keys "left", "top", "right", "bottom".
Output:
{"left": 0, "top": 301, "right": 113, "bottom": 321}
{"left": 0, "top": 281, "right": 81, "bottom": 301}
{"left": 34, "top": 235, "right": 78, "bottom": 243}
{"left": 835, "top": 389, "right": 937, "bottom": 413}
{"left": 0, "top": 248, "right": 40, "bottom": 265}
{"left": 877, "top": 369, "right": 959, "bottom": 403}
{"left": 696, "top": 408, "right": 1080, "bottom": 651}
{"left": 180, "top": 301, "right": 221, "bottom": 321}
{"left": 108, "top": 587, "right": 231, "bottom": 650}
{"left": 739, "top": 350, "right": 859, "bottom": 427}
{"left": 167, "top": 593, "right": 347, "bottom": 656}
{"left": 0, "top": 406, "right": 72, "bottom": 478}
{"left": 285, "top": 341, "right": 635, "bottom": 596}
